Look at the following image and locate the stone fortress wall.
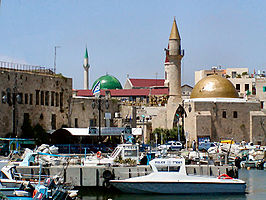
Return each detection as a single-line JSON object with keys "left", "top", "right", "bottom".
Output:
{"left": 0, "top": 68, "right": 72, "bottom": 137}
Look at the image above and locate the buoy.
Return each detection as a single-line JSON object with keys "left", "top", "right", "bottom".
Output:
{"left": 247, "top": 167, "right": 251, "bottom": 170}
{"left": 96, "top": 151, "right": 102, "bottom": 158}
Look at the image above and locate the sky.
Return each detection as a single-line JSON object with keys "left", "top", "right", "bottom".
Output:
{"left": 0, "top": 0, "right": 265, "bottom": 89}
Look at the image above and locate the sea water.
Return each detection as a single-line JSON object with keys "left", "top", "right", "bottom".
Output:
{"left": 78, "top": 169, "right": 266, "bottom": 200}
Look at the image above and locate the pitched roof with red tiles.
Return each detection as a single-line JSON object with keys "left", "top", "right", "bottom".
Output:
{"left": 129, "top": 78, "right": 165, "bottom": 88}
{"left": 76, "top": 88, "right": 169, "bottom": 97}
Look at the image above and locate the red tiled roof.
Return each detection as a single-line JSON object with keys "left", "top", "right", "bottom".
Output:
{"left": 76, "top": 88, "right": 169, "bottom": 97}
{"left": 129, "top": 78, "right": 165, "bottom": 88}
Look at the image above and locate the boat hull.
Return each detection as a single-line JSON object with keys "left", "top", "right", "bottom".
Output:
{"left": 111, "top": 182, "right": 246, "bottom": 194}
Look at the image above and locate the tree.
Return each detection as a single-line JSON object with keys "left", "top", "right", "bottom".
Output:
{"left": 151, "top": 127, "right": 185, "bottom": 144}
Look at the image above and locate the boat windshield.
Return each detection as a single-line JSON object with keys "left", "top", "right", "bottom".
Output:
{"left": 157, "top": 166, "right": 180, "bottom": 172}
{"left": 124, "top": 150, "right": 137, "bottom": 157}
{"left": 111, "top": 147, "right": 121, "bottom": 158}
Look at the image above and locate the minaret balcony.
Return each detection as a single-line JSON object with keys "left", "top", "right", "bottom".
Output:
{"left": 179, "top": 49, "right": 185, "bottom": 56}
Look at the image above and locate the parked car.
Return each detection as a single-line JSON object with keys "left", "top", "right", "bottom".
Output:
{"left": 198, "top": 141, "right": 216, "bottom": 151}
{"left": 158, "top": 141, "right": 183, "bottom": 151}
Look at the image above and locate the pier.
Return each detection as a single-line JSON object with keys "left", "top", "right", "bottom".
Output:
{"left": 15, "top": 165, "right": 238, "bottom": 187}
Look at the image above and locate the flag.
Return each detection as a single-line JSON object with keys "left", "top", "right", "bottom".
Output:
{"left": 92, "top": 81, "right": 101, "bottom": 96}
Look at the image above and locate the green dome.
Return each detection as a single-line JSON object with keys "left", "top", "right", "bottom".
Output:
{"left": 92, "top": 75, "right": 123, "bottom": 90}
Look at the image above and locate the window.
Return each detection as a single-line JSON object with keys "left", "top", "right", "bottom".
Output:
{"left": 51, "top": 114, "right": 56, "bottom": 129}
{"left": 263, "top": 86, "right": 266, "bottom": 92}
{"left": 29, "top": 94, "right": 33, "bottom": 105}
{"left": 40, "top": 91, "right": 44, "bottom": 105}
{"left": 236, "top": 84, "right": 240, "bottom": 91}
{"left": 169, "top": 166, "right": 180, "bottom": 172}
{"left": 157, "top": 166, "right": 180, "bottom": 172}
{"left": 245, "top": 84, "right": 249, "bottom": 91}
{"left": 261, "top": 101, "right": 264, "bottom": 109}
{"left": 35, "top": 90, "right": 39, "bottom": 105}
{"left": 51, "top": 92, "right": 55, "bottom": 106}
{"left": 59, "top": 92, "right": 63, "bottom": 107}
{"left": 222, "top": 111, "right": 226, "bottom": 118}
{"left": 55, "top": 93, "right": 59, "bottom": 107}
{"left": 157, "top": 167, "right": 168, "bottom": 172}
{"left": 232, "top": 71, "right": 236, "bottom": 78}
{"left": 24, "top": 94, "right": 28, "bottom": 104}
{"left": 233, "top": 111, "right": 238, "bottom": 118}
{"left": 45, "top": 91, "right": 49, "bottom": 106}
{"left": 75, "top": 118, "right": 78, "bottom": 128}
{"left": 124, "top": 150, "right": 137, "bottom": 157}
{"left": 17, "top": 93, "right": 23, "bottom": 104}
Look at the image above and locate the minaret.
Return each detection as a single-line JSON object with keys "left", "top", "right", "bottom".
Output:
{"left": 83, "top": 47, "right": 90, "bottom": 89}
{"left": 165, "top": 18, "right": 184, "bottom": 129}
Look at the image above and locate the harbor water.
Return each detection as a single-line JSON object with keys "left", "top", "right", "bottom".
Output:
{"left": 78, "top": 169, "right": 266, "bottom": 200}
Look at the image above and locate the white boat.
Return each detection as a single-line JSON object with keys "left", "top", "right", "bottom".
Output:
{"left": 83, "top": 143, "right": 140, "bottom": 166}
{"left": 110, "top": 157, "right": 246, "bottom": 194}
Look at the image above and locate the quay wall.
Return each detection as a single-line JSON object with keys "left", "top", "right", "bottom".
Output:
{"left": 15, "top": 165, "right": 238, "bottom": 187}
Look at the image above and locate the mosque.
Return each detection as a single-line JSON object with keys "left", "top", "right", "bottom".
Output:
{"left": 76, "top": 19, "right": 266, "bottom": 145}
{"left": 0, "top": 18, "right": 264, "bottom": 146}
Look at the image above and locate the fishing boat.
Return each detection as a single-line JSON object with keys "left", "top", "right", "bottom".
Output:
{"left": 82, "top": 143, "right": 140, "bottom": 166}
{"left": 0, "top": 163, "right": 78, "bottom": 199}
{"left": 110, "top": 157, "right": 246, "bottom": 194}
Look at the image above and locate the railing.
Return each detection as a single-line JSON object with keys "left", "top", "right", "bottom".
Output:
{"left": 0, "top": 60, "right": 55, "bottom": 75}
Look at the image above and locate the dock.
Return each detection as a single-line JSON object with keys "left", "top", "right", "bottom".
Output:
{"left": 15, "top": 165, "right": 238, "bottom": 187}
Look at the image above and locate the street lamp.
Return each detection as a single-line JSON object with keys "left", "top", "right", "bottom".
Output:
{"left": 141, "top": 115, "right": 145, "bottom": 144}
{"left": 2, "top": 87, "right": 22, "bottom": 138}
{"left": 91, "top": 96, "right": 109, "bottom": 147}
{"left": 176, "top": 114, "right": 180, "bottom": 141}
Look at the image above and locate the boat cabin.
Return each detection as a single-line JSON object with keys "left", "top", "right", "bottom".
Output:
{"left": 149, "top": 157, "right": 186, "bottom": 174}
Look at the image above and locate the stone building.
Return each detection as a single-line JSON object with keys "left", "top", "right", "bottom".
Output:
{"left": 70, "top": 95, "right": 120, "bottom": 129}
{"left": 255, "top": 77, "right": 266, "bottom": 109}
{"left": 75, "top": 19, "right": 265, "bottom": 145}
{"left": 184, "top": 75, "right": 266, "bottom": 145}
{"left": 0, "top": 62, "right": 72, "bottom": 137}
{"left": 195, "top": 67, "right": 255, "bottom": 97}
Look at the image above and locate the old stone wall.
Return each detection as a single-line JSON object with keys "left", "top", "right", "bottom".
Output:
{"left": 0, "top": 69, "right": 72, "bottom": 137}
{"left": 71, "top": 97, "right": 120, "bottom": 128}
{"left": 184, "top": 100, "right": 264, "bottom": 144}
{"left": 250, "top": 111, "right": 266, "bottom": 145}
{"left": 256, "top": 78, "right": 266, "bottom": 109}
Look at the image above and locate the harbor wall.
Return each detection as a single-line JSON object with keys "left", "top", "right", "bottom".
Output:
{"left": 15, "top": 165, "right": 238, "bottom": 187}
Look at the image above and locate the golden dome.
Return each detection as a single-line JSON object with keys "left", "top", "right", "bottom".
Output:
{"left": 190, "top": 75, "right": 239, "bottom": 98}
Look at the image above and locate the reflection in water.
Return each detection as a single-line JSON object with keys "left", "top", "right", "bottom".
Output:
{"left": 79, "top": 169, "right": 266, "bottom": 200}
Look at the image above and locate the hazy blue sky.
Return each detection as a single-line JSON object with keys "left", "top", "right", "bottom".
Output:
{"left": 0, "top": 0, "right": 265, "bottom": 89}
